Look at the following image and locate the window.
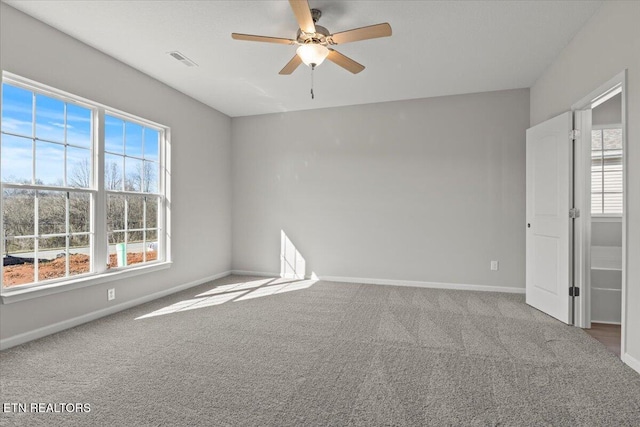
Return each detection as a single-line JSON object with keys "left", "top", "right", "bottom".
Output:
{"left": 591, "top": 127, "right": 622, "bottom": 215}
{"left": 104, "top": 114, "right": 161, "bottom": 268}
{"left": 1, "top": 74, "right": 168, "bottom": 291}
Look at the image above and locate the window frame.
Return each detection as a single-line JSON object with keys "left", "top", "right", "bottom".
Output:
{"left": 1, "top": 72, "right": 171, "bottom": 303}
{"left": 590, "top": 123, "right": 623, "bottom": 218}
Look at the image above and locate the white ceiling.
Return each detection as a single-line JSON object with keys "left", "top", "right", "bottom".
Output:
{"left": 4, "top": 0, "right": 602, "bottom": 117}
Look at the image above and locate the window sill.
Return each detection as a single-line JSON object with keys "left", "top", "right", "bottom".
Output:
{"left": 592, "top": 216, "right": 623, "bottom": 223}
{"left": 1, "top": 261, "right": 172, "bottom": 304}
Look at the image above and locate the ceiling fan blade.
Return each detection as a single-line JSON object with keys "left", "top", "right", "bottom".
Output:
{"left": 232, "top": 33, "right": 295, "bottom": 45}
{"left": 289, "top": 0, "right": 316, "bottom": 34}
{"left": 327, "top": 49, "right": 365, "bottom": 74}
{"left": 330, "top": 23, "right": 392, "bottom": 45}
{"left": 279, "top": 54, "right": 303, "bottom": 75}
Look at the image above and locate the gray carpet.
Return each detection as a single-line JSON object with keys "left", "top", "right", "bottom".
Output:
{"left": 1, "top": 275, "right": 639, "bottom": 426}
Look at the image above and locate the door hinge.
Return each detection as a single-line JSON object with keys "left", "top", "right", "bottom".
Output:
{"left": 569, "top": 208, "right": 580, "bottom": 219}
{"left": 569, "top": 129, "right": 580, "bottom": 140}
{"left": 569, "top": 286, "right": 580, "bottom": 297}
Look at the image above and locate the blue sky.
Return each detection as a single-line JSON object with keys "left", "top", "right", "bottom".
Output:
{"left": 1, "top": 83, "right": 159, "bottom": 187}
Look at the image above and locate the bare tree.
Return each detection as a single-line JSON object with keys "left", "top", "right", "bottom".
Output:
{"left": 126, "top": 161, "right": 157, "bottom": 193}
{"left": 69, "top": 158, "right": 91, "bottom": 188}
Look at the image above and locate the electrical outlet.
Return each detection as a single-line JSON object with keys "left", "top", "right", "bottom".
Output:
{"left": 107, "top": 288, "right": 116, "bottom": 301}
{"left": 491, "top": 261, "right": 499, "bottom": 271}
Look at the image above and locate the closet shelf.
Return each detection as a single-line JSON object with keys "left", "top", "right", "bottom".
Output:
{"left": 591, "top": 246, "right": 622, "bottom": 271}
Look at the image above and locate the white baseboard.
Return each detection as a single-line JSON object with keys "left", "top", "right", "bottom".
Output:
{"left": 231, "top": 270, "right": 280, "bottom": 277}
{"left": 319, "top": 275, "right": 525, "bottom": 294}
{"left": 230, "top": 270, "right": 525, "bottom": 294}
{"left": 590, "top": 320, "right": 622, "bottom": 325}
{"left": 622, "top": 352, "right": 640, "bottom": 375}
{"left": 0, "top": 270, "right": 231, "bottom": 351}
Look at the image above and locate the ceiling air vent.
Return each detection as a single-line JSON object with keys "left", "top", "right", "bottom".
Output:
{"left": 168, "top": 51, "right": 198, "bottom": 67}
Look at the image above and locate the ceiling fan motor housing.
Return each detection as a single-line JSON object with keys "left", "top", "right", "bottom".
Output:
{"left": 297, "top": 25, "right": 330, "bottom": 45}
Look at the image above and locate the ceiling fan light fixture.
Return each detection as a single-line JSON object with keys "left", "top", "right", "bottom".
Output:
{"left": 296, "top": 43, "right": 329, "bottom": 67}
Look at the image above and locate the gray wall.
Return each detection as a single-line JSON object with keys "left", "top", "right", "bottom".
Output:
{"left": 593, "top": 93, "right": 622, "bottom": 126}
{"left": 0, "top": 4, "right": 232, "bottom": 342}
{"left": 232, "top": 89, "right": 529, "bottom": 290}
{"left": 530, "top": 1, "right": 640, "bottom": 367}
{"left": 592, "top": 221, "right": 623, "bottom": 247}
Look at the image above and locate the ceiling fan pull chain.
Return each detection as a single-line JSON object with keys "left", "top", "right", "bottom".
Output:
{"left": 310, "top": 65, "right": 315, "bottom": 99}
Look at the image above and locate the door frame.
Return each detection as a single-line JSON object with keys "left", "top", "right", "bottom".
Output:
{"left": 571, "top": 70, "right": 627, "bottom": 357}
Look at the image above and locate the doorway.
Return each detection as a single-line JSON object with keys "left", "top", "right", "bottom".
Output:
{"left": 525, "top": 70, "right": 628, "bottom": 359}
{"left": 573, "top": 72, "right": 627, "bottom": 358}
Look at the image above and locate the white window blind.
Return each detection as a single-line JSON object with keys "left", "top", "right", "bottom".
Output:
{"left": 591, "top": 128, "right": 623, "bottom": 215}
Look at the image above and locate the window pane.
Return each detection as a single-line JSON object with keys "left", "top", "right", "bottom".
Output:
{"left": 143, "top": 160, "right": 158, "bottom": 193}
{"left": 127, "top": 195, "right": 144, "bottom": 230}
{"left": 144, "top": 128, "right": 159, "bottom": 161}
{"left": 38, "top": 190, "right": 66, "bottom": 235}
{"left": 1, "top": 134, "right": 33, "bottom": 183}
{"left": 67, "top": 146, "right": 91, "bottom": 188}
{"left": 3, "top": 238, "right": 35, "bottom": 287}
{"left": 603, "top": 129, "right": 622, "bottom": 149}
{"left": 107, "top": 194, "right": 125, "bottom": 232}
{"left": 38, "top": 236, "right": 67, "bottom": 282}
{"left": 108, "top": 232, "right": 126, "bottom": 268}
{"left": 602, "top": 153, "right": 622, "bottom": 170}
{"left": 592, "top": 172, "right": 602, "bottom": 193}
{"left": 69, "top": 234, "right": 90, "bottom": 276}
{"left": 2, "top": 189, "right": 35, "bottom": 237}
{"left": 105, "top": 115, "right": 124, "bottom": 154}
{"left": 105, "top": 154, "right": 123, "bottom": 191}
{"left": 591, "top": 157, "right": 602, "bottom": 173}
{"left": 125, "top": 121, "right": 143, "bottom": 157}
{"left": 66, "top": 103, "right": 92, "bottom": 147}
{"left": 603, "top": 170, "right": 622, "bottom": 192}
{"left": 1, "top": 83, "right": 33, "bottom": 137}
{"left": 591, "top": 193, "right": 603, "bottom": 215}
{"left": 591, "top": 130, "right": 602, "bottom": 150}
{"left": 35, "top": 141, "right": 64, "bottom": 186}
{"left": 145, "top": 196, "right": 159, "bottom": 229}
{"left": 127, "top": 231, "right": 144, "bottom": 266}
{"left": 70, "top": 192, "right": 90, "bottom": 233}
{"left": 38, "top": 233, "right": 65, "bottom": 252}
{"left": 125, "top": 157, "right": 143, "bottom": 191}
{"left": 35, "top": 94, "right": 65, "bottom": 143}
{"left": 603, "top": 193, "right": 622, "bottom": 214}
{"left": 145, "top": 230, "right": 158, "bottom": 262}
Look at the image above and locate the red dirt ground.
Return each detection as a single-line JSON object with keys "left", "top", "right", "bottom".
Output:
{"left": 3, "top": 251, "right": 157, "bottom": 288}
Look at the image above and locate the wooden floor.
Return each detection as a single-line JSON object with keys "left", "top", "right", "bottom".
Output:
{"left": 585, "top": 323, "right": 621, "bottom": 357}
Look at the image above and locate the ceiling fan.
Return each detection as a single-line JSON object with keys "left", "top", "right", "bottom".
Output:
{"left": 231, "top": 0, "right": 392, "bottom": 75}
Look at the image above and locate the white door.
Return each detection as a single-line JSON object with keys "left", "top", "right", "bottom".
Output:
{"left": 526, "top": 112, "right": 573, "bottom": 324}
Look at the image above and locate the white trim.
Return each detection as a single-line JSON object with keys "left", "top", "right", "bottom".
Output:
{"left": 319, "top": 275, "right": 525, "bottom": 294}
{"left": 591, "top": 216, "right": 622, "bottom": 223}
{"left": 573, "top": 108, "right": 592, "bottom": 328}
{"left": 230, "top": 270, "right": 279, "bottom": 277}
{"left": 571, "top": 70, "right": 627, "bottom": 357}
{"left": 572, "top": 72, "right": 625, "bottom": 111}
{"left": 622, "top": 352, "right": 640, "bottom": 375}
{"left": 231, "top": 270, "right": 525, "bottom": 294}
{"left": 0, "top": 270, "right": 231, "bottom": 350}
{"left": 591, "top": 124, "right": 622, "bottom": 130}
{"left": 589, "top": 320, "right": 621, "bottom": 325}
